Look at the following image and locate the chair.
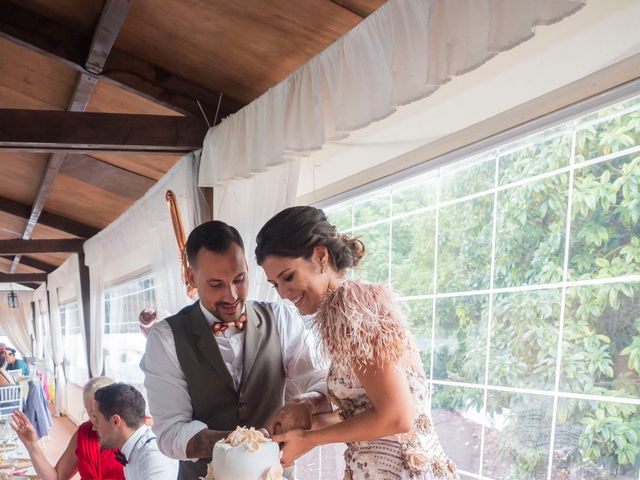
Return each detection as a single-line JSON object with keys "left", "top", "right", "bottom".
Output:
{"left": 6, "top": 369, "right": 22, "bottom": 383}
{"left": 0, "top": 385, "right": 22, "bottom": 420}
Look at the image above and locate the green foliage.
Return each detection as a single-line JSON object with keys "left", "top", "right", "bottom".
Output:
{"left": 333, "top": 97, "right": 640, "bottom": 478}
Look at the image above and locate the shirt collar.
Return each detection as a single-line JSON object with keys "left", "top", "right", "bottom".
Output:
{"left": 199, "top": 302, "right": 246, "bottom": 327}
{"left": 121, "top": 425, "right": 149, "bottom": 461}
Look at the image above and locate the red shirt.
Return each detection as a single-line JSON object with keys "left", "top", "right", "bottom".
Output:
{"left": 75, "top": 421, "right": 125, "bottom": 480}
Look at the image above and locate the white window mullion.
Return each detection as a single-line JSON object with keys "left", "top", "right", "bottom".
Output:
{"left": 428, "top": 181, "right": 441, "bottom": 411}
{"left": 478, "top": 156, "right": 500, "bottom": 478}
{"left": 546, "top": 128, "right": 578, "bottom": 480}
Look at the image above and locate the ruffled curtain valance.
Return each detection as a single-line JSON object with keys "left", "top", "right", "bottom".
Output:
{"left": 200, "top": 0, "right": 586, "bottom": 187}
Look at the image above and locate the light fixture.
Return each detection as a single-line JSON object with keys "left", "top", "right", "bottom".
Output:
{"left": 7, "top": 285, "right": 18, "bottom": 309}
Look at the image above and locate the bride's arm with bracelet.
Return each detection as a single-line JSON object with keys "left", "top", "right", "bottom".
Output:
{"left": 273, "top": 360, "right": 415, "bottom": 466}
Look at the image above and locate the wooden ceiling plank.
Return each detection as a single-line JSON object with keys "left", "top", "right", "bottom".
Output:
{"left": 86, "top": 0, "right": 132, "bottom": 75}
{"left": 0, "top": 1, "right": 87, "bottom": 71}
{"left": 0, "top": 109, "right": 206, "bottom": 153}
{"left": 0, "top": 239, "right": 84, "bottom": 255}
{"left": 60, "top": 154, "right": 155, "bottom": 199}
{"left": 0, "top": 255, "right": 56, "bottom": 273}
{"left": 0, "top": 1, "right": 243, "bottom": 119}
{"left": 0, "top": 273, "right": 47, "bottom": 283}
{"left": 0, "top": 195, "right": 99, "bottom": 238}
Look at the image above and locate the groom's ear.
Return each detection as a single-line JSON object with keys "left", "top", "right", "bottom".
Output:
{"left": 186, "top": 266, "right": 196, "bottom": 288}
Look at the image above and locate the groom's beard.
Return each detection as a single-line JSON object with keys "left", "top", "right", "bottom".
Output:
{"left": 212, "top": 299, "right": 245, "bottom": 322}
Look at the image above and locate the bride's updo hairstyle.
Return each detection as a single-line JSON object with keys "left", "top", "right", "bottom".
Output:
{"left": 255, "top": 206, "right": 365, "bottom": 272}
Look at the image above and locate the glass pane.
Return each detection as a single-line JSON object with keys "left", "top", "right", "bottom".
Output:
{"left": 560, "top": 283, "right": 640, "bottom": 398}
{"left": 353, "top": 191, "right": 390, "bottom": 226}
{"left": 391, "top": 212, "right": 435, "bottom": 296}
{"left": 437, "top": 194, "right": 493, "bottom": 293}
{"left": 490, "top": 289, "right": 561, "bottom": 390}
{"left": 392, "top": 176, "right": 437, "bottom": 214}
{"left": 483, "top": 391, "right": 554, "bottom": 479}
{"left": 439, "top": 155, "right": 496, "bottom": 202}
{"left": 400, "top": 299, "right": 432, "bottom": 376}
{"left": 494, "top": 174, "right": 568, "bottom": 288}
{"left": 433, "top": 295, "right": 488, "bottom": 384}
{"left": 575, "top": 104, "right": 640, "bottom": 162}
{"left": 499, "top": 131, "right": 572, "bottom": 185}
{"left": 432, "top": 385, "right": 483, "bottom": 475}
{"left": 326, "top": 204, "right": 352, "bottom": 232}
{"left": 552, "top": 398, "right": 640, "bottom": 479}
{"left": 569, "top": 154, "right": 640, "bottom": 280}
{"left": 103, "top": 275, "right": 156, "bottom": 391}
{"left": 353, "top": 222, "right": 389, "bottom": 284}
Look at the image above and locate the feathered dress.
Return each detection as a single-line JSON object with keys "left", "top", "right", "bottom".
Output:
{"left": 314, "top": 280, "right": 458, "bottom": 480}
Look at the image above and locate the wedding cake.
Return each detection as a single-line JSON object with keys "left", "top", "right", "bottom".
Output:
{"left": 201, "top": 427, "right": 283, "bottom": 480}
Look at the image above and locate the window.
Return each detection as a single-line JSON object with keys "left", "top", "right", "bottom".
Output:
{"left": 103, "top": 275, "right": 156, "bottom": 390}
{"left": 325, "top": 94, "right": 640, "bottom": 479}
{"left": 60, "top": 302, "right": 89, "bottom": 385}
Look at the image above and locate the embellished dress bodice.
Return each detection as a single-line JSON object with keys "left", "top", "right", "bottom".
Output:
{"left": 316, "top": 281, "right": 458, "bottom": 480}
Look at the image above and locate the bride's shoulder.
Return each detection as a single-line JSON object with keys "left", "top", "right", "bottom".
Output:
{"left": 320, "top": 280, "right": 399, "bottom": 316}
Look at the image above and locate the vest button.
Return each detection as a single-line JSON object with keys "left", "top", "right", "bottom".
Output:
{"left": 238, "top": 401, "right": 246, "bottom": 408}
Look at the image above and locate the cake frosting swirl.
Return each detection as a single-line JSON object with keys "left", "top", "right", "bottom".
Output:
{"left": 201, "top": 426, "right": 283, "bottom": 480}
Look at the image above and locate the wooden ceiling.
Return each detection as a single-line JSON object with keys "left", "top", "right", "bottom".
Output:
{"left": 0, "top": 0, "right": 386, "bottom": 286}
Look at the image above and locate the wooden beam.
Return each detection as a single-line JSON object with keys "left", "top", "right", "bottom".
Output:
{"left": 1, "top": 256, "right": 57, "bottom": 273}
{"left": 0, "top": 195, "right": 100, "bottom": 238}
{"left": 18, "top": 283, "right": 39, "bottom": 290}
{"left": 328, "top": 0, "right": 374, "bottom": 18}
{"left": 77, "top": 251, "right": 95, "bottom": 376}
{"left": 0, "top": 239, "right": 84, "bottom": 255}
{"left": 86, "top": 0, "right": 132, "bottom": 75}
{"left": 60, "top": 155, "right": 155, "bottom": 199}
{"left": 0, "top": 109, "right": 207, "bottom": 153}
{"left": 0, "top": 1, "right": 243, "bottom": 119}
{"left": 0, "top": 273, "right": 47, "bottom": 283}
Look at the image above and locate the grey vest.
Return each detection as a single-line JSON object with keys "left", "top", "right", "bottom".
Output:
{"left": 168, "top": 301, "right": 286, "bottom": 480}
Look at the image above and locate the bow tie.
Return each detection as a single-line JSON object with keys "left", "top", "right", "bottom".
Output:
{"left": 212, "top": 314, "right": 247, "bottom": 336}
{"left": 114, "top": 449, "right": 128, "bottom": 466}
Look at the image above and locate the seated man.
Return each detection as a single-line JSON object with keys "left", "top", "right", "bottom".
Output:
{"left": 5, "top": 348, "right": 29, "bottom": 376}
{"left": 93, "top": 383, "right": 178, "bottom": 480}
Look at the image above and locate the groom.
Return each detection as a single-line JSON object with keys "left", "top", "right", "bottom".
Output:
{"left": 140, "top": 221, "right": 330, "bottom": 479}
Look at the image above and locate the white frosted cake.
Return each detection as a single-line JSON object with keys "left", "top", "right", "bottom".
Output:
{"left": 201, "top": 426, "right": 283, "bottom": 480}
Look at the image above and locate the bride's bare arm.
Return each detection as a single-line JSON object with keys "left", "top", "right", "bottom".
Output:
{"left": 274, "top": 361, "right": 415, "bottom": 466}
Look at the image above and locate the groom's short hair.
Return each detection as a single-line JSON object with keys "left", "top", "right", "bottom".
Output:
{"left": 186, "top": 220, "right": 245, "bottom": 266}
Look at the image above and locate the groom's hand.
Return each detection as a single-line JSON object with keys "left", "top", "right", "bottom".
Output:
{"left": 267, "top": 399, "right": 313, "bottom": 436}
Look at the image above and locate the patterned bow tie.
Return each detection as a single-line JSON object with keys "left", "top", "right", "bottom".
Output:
{"left": 114, "top": 449, "right": 128, "bottom": 466}
{"left": 212, "top": 314, "right": 247, "bottom": 336}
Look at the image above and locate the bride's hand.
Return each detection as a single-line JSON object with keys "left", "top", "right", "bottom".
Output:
{"left": 272, "top": 429, "right": 315, "bottom": 467}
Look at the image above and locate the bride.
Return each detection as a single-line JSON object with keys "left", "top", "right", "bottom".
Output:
{"left": 256, "top": 206, "right": 458, "bottom": 480}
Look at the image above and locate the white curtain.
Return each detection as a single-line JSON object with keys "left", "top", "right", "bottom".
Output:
{"left": 83, "top": 152, "right": 205, "bottom": 377}
{"left": 0, "top": 291, "right": 34, "bottom": 357}
{"left": 214, "top": 160, "right": 301, "bottom": 300}
{"left": 200, "top": 0, "right": 586, "bottom": 187}
{"left": 47, "top": 255, "right": 83, "bottom": 415}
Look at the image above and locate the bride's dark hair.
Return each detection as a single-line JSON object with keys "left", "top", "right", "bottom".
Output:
{"left": 255, "top": 206, "right": 364, "bottom": 271}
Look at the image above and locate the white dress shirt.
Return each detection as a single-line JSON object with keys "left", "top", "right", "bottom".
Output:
{"left": 121, "top": 425, "right": 179, "bottom": 480}
{"left": 140, "top": 300, "right": 327, "bottom": 462}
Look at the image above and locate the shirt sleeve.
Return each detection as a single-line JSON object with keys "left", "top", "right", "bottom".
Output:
{"left": 271, "top": 302, "right": 328, "bottom": 401}
{"left": 139, "top": 320, "right": 207, "bottom": 461}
